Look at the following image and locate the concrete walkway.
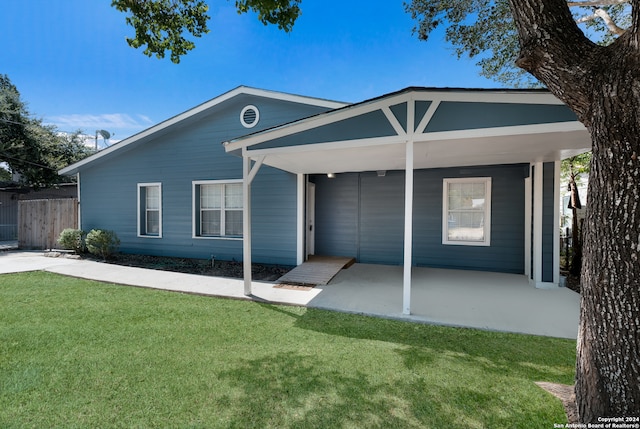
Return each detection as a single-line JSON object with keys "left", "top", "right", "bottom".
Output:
{"left": 0, "top": 250, "right": 580, "bottom": 339}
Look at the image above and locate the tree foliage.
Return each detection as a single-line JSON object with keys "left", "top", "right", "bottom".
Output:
{"left": 405, "top": 0, "right": 632, "bottom": 86}
{"left": 112, "top": 0, "right": 301, "bottom": 64}
{"left": 0, "top": 74, "right": 93, "bottom": 188}
{"left": 562, "top": 152, "right": 591, "bottom": 276}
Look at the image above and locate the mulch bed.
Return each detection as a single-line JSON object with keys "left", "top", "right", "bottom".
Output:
{"left": 90, "top": 253, "right": 294, "bottom": 282}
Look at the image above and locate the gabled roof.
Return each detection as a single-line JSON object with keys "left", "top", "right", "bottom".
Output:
{"left": 223, "top": 87, "right": 591, "bottom": 175}
{"left": 59, "top": 86, "right": 347, "bottom": 176}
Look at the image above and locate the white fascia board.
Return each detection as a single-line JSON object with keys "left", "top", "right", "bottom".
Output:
{"left": 416, "top": 121, "right": 587, "bottom": 142}
{"left": 223, "top": 88, "right": 570, "bottom": 153}
{"left": 224, "top": 91, "right": 415, "bottom": 152}
{"left": 245, "top": 135, "right": 407, "bottom": 158}
{"left": 243, "top": 121, "right": 587, "bottom": 160}
{"left": 411, "top": 90, "right": 566, "bottom": 105}
{"left": 60, "top": 86, "right": 347, "bottom": 175}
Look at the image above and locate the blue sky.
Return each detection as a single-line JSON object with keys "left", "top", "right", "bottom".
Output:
{"left": 1, "top": 0, "right": 501, "bottom": 143}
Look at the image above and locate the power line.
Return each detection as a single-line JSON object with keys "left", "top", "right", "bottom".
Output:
{"left": 0, "top": 151, "right": 57, "bottom": 170}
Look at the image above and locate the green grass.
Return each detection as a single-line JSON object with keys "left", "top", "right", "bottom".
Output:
{"left": 0, "top": 271, "right": 576, "bottom": 428}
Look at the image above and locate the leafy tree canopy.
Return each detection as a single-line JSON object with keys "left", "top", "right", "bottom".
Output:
{"left": 111, "top": 0, "right": 301, "bottom": 64}
{"left": 405, "top": 0, "right": 632, "bottom": 86}
{"left": 0, "top": 74, "right": 93, "bottom": 188}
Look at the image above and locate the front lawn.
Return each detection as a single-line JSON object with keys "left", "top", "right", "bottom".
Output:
{"left": 0, "top": 272, "right": 576, "bottom": 428}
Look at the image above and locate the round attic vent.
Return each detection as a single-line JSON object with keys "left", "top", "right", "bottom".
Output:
{"left": 240, "top": 105, "right": 259, "bottom": 128}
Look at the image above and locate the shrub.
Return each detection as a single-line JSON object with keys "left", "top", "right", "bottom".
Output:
{"left": 57, "top": 228, "right": 86, "bottom": 253}
{"left": 85, "top": 229, "right": 120, "bottom": 260}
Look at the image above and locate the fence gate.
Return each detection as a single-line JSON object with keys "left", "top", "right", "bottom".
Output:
{"left": 18, "top": 198, "right": 78, "bottom": 250}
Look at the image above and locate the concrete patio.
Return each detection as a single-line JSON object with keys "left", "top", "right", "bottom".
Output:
{"left": 309, "top": 263, "right": 580, "bottom": 339}
{"left": 0, "top": 250, "right": 580, "bottom": 339}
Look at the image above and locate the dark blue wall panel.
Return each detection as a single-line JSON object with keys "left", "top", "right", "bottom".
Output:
{"left": 311, "top": 164, "right": 529, "bottom": 273}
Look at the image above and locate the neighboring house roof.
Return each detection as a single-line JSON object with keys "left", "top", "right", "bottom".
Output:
{"left": 59, "top": 86, "right": 347, "bottom": 176}
{"left": 223, "top": 87, "right": 592, "bottom": 175}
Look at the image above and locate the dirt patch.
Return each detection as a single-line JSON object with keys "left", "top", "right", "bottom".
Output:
{"left": 87, "top": 253, "right": 294, "bottom": 282}
{"left": 561, "top": 270, "right": 581, "bottom": 294}
{"left": 536, "top": 382, "right": 578, "bottom": 424}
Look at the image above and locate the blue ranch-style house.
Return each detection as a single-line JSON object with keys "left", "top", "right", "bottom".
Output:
{"left": 60, "top": 86, "right": 591, "bottom": 315}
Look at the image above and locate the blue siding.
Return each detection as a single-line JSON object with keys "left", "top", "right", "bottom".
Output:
{"left": 312, "top": 164, "right": 528, "bottom": 273}
{"left": 425, "top": 102, "right": 578, "bottom": 132}
{"left": 313, "top": 173, "right": 359, "bottom": 258}
{"left": 78, "top": 94, "right": 329, "bottom": 264}
{"left": 251, "top": 109, "right": 397, "bottom": 150}
{"left": 359, "top": 172, "right": 405, "bottom": 264}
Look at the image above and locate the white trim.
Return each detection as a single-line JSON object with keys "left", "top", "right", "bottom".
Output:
{"left": 76, "top": 173, "right": 81, "bottom": 230}
{"left": 240, "top": 122, "right": 585, "bottom": 161}
{"left": 382, "top": 106, "right": 407, "bottom": 136}
{"left": 223, "top": 88, "right": 577, "bottom": 152}
{"left": 524, "top": 170, "right": 532, "bottom": 279}
{"left": 553, "top": 160, "right": 561, "bottom": 285}
{"left": 296, "top": 174, "right": 305, "bottom": 265}
{"left": 533, "top": 162, "right": 544, "bottom": 286}
{"left": 403, "top": 140, "right": 414, "bottom": 316}
{"left": 246, "top": 135, "right": 406, "bottom": 158}
{"left": 415, "top": 100, "right": 441, "bottom": 134}
{"left": 225, "top": 93, "right": 409, "bottom": 151}
{"left": 137, "top": 182, "right": 162, "bottom": 238}
{"left": 417, "top": 121, "right": 585, "bottom": 142}
{"left": 242, "top": 157, "right": 254, "bottom": 295}
{"left": 60, "top": 86, "right": 346, "bottom": 175}
{"left": 240, "top": 105, "right": 260, "bottom": 128}
{"left": 442, "top": 177, "right": 492, "bottom": 246}
{"left": 192, "top": 179, "right": 243, "bottom": 239}
{"left": 246, "top": 156, "right": 264, "bottom": 183}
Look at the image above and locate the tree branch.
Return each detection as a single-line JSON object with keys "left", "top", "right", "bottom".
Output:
{"left": 509, "top": 0, "right": 600, "bottom": 120}
{"left": 576, "top": 8, "right": 628, "bottom": 34}
{"left": 567, "top": 0, "right": 628, "bottom": 6}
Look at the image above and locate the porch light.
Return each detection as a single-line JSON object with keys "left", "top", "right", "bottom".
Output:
{"left": 327, "top": 173, "right": 335, "bottom": 179}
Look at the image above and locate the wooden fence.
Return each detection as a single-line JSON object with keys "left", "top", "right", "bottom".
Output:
{"left": 18, "top": 198, "right": 78, "bottom": 250}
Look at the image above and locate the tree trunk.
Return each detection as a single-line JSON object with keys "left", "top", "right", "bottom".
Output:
{"left": 569, "top": 178, "right": 583, "bottom": 276}
{"left": 508, "top": 0, "right": 640, "bottom": 422}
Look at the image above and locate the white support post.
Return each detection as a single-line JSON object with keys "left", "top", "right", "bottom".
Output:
{"left": 553, "top": 160, "right": 561, "bottom": 285}
{"left": 76, "top": 172, "right": 82, "bottom": 230}
{"left": 242, "top": 156, "right": 252, "bottom": 295}
{"left": 242, "top": 154, "right": 265, "bottom": 296}
{"left": 403, "top": 139, "right": 414, "bottom": 315}
{"left": 296, "top": 174, "right": 305, "bottom": 265}
{"left": 533, "top": 161, "right": 544, "bottom": 287}
{"left": 524, "top": 169, "right": 532, "bottom": 280}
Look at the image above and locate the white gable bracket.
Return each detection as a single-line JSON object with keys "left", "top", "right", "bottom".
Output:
{"left": 382, "top": 106, "right": 407, "bottom": 136}
{"left": 415, "top": 100, "right": 441, "bottom": 135}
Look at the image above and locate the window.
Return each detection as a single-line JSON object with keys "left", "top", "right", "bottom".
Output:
{"left": 193, "top": 180, "right": 243, "bottom": 238}
{"left": 442, "top": 177, "right": 491, "bottom": 246}
{"left": 138, "top": 183, "right": 162, "bottom": 237}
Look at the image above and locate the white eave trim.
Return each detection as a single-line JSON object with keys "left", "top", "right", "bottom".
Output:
{"left": 60, "top": 86, "right": 347, "bottom": 175}
{"left": 223, "top": 88, "right": 571, "bottom": 153}
{"left": 242, "top": 121, "right": 586, "bottom": 159}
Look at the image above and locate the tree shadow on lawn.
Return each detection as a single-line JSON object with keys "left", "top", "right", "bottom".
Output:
{"left": 238, "top": 305, "right": 576, "bottom": 428}
{"left": 215, "top": 350, "right": 553, "bottom": 429}
{"left": 274, "top": 305, "right": 575, "bottom": 382}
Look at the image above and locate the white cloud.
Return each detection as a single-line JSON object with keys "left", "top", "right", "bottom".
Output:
{"left": 47, "top": 113, "right": 154, "bottom": 133}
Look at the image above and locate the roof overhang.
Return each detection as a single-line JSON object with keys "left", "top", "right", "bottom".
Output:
{"left": 60, "top": 86, "right": 347, "bottom": 176}
{"left": 224, "top": 87, "right": 592, "bottom": 174}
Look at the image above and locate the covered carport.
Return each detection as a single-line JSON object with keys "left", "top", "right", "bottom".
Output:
{"left": 223, "top": 87, "right": 591, "bottom": 316}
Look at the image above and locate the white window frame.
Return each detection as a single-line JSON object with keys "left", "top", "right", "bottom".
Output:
{"left": 192, "top": 179, "right": 243, "bottom": 240}
{"left": 137, "top": 182, "right": 162, "bottom": 238}
{"left": 442, "top": 177, "right": 491, "bottom": 246}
